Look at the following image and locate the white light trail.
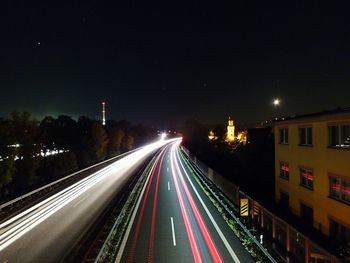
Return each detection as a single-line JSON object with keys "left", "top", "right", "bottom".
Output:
{"left": 0, "top": 138, "right": 179, "bottom": 252}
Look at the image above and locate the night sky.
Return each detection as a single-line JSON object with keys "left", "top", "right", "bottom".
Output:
{"left": 1, "top": 1, "right": 350, "bottom": 127}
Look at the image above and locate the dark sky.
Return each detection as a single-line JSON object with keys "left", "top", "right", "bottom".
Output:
{"left": 1, "top": 1, "right": 350, "bottom": 127}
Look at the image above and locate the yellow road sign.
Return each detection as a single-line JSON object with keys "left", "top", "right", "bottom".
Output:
{"left": 240, "top": 198, "right": 249, "bottom": 216}
{"left": 253, "top": 201, "right": 259, "bottom": 216}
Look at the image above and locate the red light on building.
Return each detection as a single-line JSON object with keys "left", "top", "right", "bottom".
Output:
{"left": 301, "top": 172, "right": 314, "bottom": 181}
{"left": 332, "top": 183, "right": 341, "bottom": 191}
{"left": 281, "top": 165, "right": 289, "bottom": 172}
{"left": 332, "top": 183, "right": 350, "bottom": 194}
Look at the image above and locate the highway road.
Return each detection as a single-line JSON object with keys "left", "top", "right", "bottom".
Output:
{"left": 117, "top": 140, "right": 254, "bottom": 263}
{"left": 0, "top": 139, "right": 177, "bottom": 262}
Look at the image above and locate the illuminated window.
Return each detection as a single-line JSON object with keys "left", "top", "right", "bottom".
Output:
{"left": 328, "top": 124, "right": 350, "bottom": 148}
{"left": 300, "top": 167, "right": 313, "bottom": 190}
{"left": 279, "top": 162, "right": 289, "bottom": 180}
{"left": 329, "top": 176, "right": 350, "bottom": 204}
{"left": 299, "top": 127, "right": 312, "bottom": 146}
{"left": 279, "top": 128, "right": 288, "bottom": 144}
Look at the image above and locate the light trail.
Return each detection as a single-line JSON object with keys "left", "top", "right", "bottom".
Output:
{"left": 176, "top": 146, "right": 241, "bottom": 263}
{"left": 170, "top": 146, "right": 203, "bottom": 263}
{"left": 171, "top": 143, "right": 223, "bottom": 263}
{"left": 148, "top": 148, "right": 166, "bottom": 263}
{"left": 0, "top": 139, "right": 178, "bottom": 254}
{"left": 127, "top": 145, "right": 169, "bottom": 263}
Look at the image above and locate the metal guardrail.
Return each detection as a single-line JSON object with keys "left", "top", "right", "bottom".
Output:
{"left": 180, "top": 148, "right": 278, "bottom": 263}
{"left": 94, "top": 152, "right": 158, "bottom": 263}
{"left": 0, "top": 148, "right": 141, "bottom": 211}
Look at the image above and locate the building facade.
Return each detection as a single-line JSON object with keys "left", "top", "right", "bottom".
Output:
{"left": 274, "top": 109, "right": 350, "bottom": 247}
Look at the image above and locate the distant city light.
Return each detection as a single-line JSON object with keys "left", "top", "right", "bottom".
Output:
{"left": 160, "top": 133, "right": 167, "bottom": 140}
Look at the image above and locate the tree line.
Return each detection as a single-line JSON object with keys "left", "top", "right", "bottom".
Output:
{"left": 0, "top": 111, "right": 157, "bottom": 202}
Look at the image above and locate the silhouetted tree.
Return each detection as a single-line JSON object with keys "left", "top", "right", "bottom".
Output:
{"left": 121, "top": 135, "right": 134, "bottom": 151}
{"left": 130, "top": 124, "right": 157, "bottom": 147}
{"left": 10, "top": 111, "right": 42, "bottom": 191}
{"left": 0, "top": 112, "right": 156, "bottom": 202}
{"left": 39, "top": 116, "right": 57, "bottom": 153}
{"left": 37, "top": 152, "right": 78, "bottom": 180}
{"left": 0, "top": 118, "right": 15, "bottom": 197}
{"left": 55, "top": 115, "right": 78, "bottom": 152}
{"left": 76, "top": 117, "right": 108, "bottom": 167}
{"left": 105, "top": 124, "right": 124, "bottom": 156}
{"left": 182, "top": 119, "right": 210, "bottom": 156}
{"left": 213, "top": 124, "right": 226, "bottom": 141}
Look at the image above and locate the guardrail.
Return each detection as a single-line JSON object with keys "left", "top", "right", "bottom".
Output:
{"left": 0, "top": 148, "right": 141, "bottom": 211}
{"left": 180, "top": 148, "right": 277, "bottom": 263}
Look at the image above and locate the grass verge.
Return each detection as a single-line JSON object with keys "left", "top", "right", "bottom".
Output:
{"left": 95, "top": 157, "right": 155, "bottom": 262}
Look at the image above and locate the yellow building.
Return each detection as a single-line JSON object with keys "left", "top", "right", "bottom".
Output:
{"left": 274, "top": 108, "right": 350, "bottom": 246}
{"left": 226, "top": 117, "right": 235, "bottom": 142}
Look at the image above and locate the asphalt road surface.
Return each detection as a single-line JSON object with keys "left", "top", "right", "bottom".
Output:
{"left": 0, "top": 139, "right": 176, "bottom": 262}
{"left": 117, "top": 140, "right": 254, "bottom": 263}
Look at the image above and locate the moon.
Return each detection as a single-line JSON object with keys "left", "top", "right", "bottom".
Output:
{"left": 273, "top": 98, "right": 281, "bottom": 106}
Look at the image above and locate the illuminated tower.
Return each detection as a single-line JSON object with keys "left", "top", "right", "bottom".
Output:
{"left": 226, "top": 117, "right": 235, "bottom": 141}
{"left": 102, "top": 102, "right": 106, "bottom": 126}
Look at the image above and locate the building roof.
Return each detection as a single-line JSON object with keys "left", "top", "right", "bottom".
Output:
{"left": 273, "top": 107, "right": 350, "bottom": 124}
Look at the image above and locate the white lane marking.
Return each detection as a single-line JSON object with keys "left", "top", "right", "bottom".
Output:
{"left": 167, "top": 167, "right": 169, "bottom": 172}
{"left": 115, "top": 147, "right": 165, "bottom": 263}
{"left": 168, "top": 181, "right": 170, "bottom": 191}
{"left": 73, "top": 194, "right": 90, "bottom": 207}
{"left": 170, "top": 217, "right": 176, "bottom": 246}
{"left": 176, "top": 149, "right": 241, "bottom": 263}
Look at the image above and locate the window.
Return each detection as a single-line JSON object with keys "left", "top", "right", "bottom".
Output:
{"left": 329, "top": 176, "right": 350, "bottom": 204}
{"left": 300, "top": 203, "right": 313, "bottom": 227}
{"left": 300, "top": 167, "right": 314, "bottom": 190}
{"left": 328, "top": 124, "right": 350, "bottom": 148}
{"left": 280, "top": 191, "right": 289, "bottom": 209}
{"left": 330, "top": 218, "right": 350, "bottom": 246}
{"left": 279, "top": 128, "right": 288, "bottom": 144}
{"left": 279, "top": 162, "right": 289, "bottom": 180}
{"left": 299, "top": 127, "right": 312, "bottom": 146}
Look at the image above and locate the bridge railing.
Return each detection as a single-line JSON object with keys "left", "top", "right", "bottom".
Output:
{"left": 0, "top": 148, "right": 140, "bottom": 211}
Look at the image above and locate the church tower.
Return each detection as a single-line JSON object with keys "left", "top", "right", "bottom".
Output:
{"left": 226, "top": 117, "right": 235, "bottom": 141}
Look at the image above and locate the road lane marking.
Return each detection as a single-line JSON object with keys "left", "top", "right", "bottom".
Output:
{"left": 170, "top": 217, "right": 176, "bottom": 246}
{"left": 172, "top": 147, "right": 222, "bottom": 263}
{"left": 73, "top": 194, "right": 90, "bottom": 207}
{"left": 176, "top": 148, "right": 241, "bottom": 263}
{"left": 167, "top": 167, "right": 169, "bottom": 172}
{"left": 115, "top": 154, "right": 160, "bottom": 263}
{"left": 115, "top": 143, "right": 172, "bottom": 263}
{"left": 170, "top": 147, "right": 202, "bottom": 263}
{"left": 168, "top": 181, "right": 170, "bottom": 191}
